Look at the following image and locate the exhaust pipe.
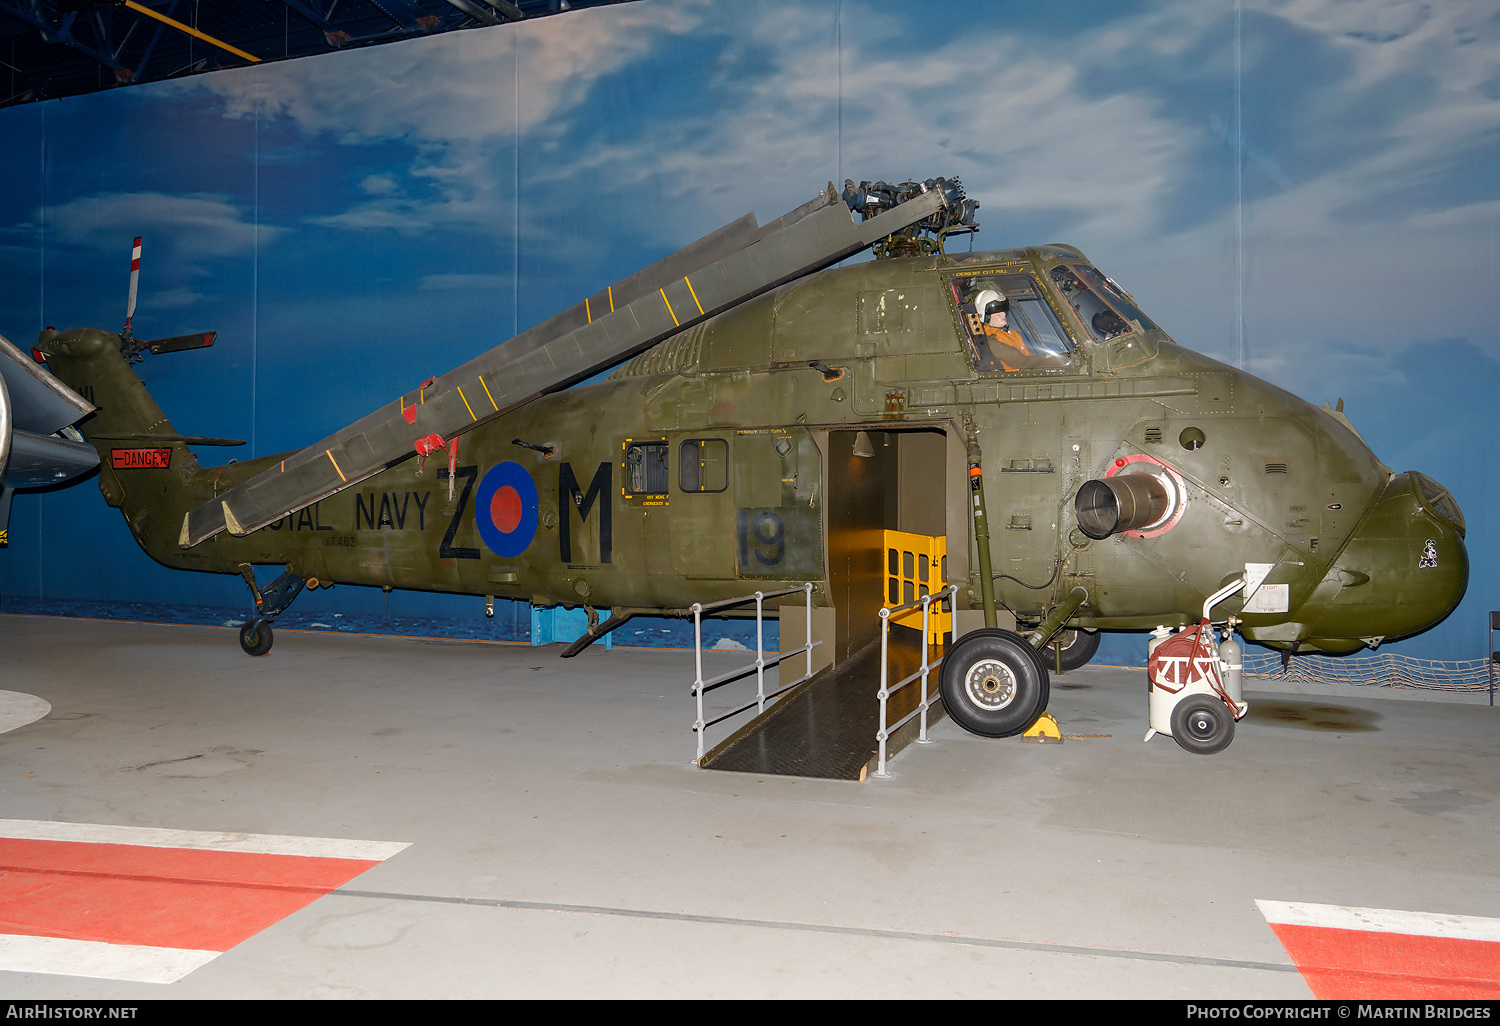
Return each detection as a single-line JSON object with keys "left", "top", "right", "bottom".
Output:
{"left": 1075, "top": 472, "right": 1175, "bottom": 539}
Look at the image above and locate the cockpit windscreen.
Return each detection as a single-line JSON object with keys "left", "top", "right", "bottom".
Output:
{"left": 1050, "top": 264, "right": 1158, "bottom": 341}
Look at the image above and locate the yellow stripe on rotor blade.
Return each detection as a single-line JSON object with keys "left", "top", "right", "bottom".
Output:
{"left": 685, "top": 276, "right": 705, "bottom": 315}
{"left": 660, "top": 288, "right": 679, "bottom": 327}
{"left": 478, "top": 375, "right": 498, "bottom": 410}
{"left": 457, "top": 385, "right": 477, "bottom": 421}
{"left": 326, "top": 449, "right": 347, "bottom": 482}
{"left": 585, "top": 297, "right": 592, "bottom": 323}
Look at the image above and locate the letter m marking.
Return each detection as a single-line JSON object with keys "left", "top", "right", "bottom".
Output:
{"left": 559, "top": 461, "right": 612, "bottom": 564}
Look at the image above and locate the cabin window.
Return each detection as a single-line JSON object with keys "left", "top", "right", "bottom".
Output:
{"left": 948, "top": 273, "right": 1074, "bottom": 373}
{"left": 679, "top": 438, "right": 728, "bottom": 493}
{"left": 624, "top": 441, "right": 669, "bottom": 495}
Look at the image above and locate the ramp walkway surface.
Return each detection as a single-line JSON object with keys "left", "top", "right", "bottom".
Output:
{"left": 700, "top": 629, "right": 943, "bottom": 780}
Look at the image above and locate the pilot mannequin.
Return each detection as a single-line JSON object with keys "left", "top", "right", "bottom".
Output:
{"left": 973, "top": 288, "right": 1030, "bottom": 372}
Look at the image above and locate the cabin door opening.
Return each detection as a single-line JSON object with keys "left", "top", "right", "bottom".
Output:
{"left": 824, "top": 427, "right": 948, "bottom": 664}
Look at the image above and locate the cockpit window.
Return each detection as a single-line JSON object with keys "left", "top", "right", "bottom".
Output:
{"left": 1075, "top": 265, "right": 1157, "bottom": 333}
{"left": 1051, "top": 264, "right": 1157, "bottom": 341}
{"left": 948, "top": 273, "right": 1074, "bottom": 373}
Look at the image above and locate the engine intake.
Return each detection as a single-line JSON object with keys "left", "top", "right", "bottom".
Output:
{"left": 1075, "top": 472, "right": 1174, "bottom": 539}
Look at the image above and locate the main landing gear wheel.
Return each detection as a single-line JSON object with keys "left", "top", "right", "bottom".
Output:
{"left": 239, "top": 619, "right": 274, "bottom": 657}
{"left": 1170, "top": 694, "right": 1235, "bottom": 755}
{"left": 939, "top": 629, "right": 1050, "bottom": 738}
{"left": 1045, "top": 628, "right": 1100, "bottom": 673}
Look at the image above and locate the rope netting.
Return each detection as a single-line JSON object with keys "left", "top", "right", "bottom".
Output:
{"left": 1243, "top": 652, "right": 1497, "bottom": 692}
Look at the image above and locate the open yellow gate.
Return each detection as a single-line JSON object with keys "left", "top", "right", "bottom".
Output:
{"left": 881, "top": 530, "right": 950, "bottom": 644}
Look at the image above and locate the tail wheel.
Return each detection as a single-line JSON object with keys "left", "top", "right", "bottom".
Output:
{"left": 1170, "top": 694, "right": 1235, "bottom": 755}
{"left": 1046, "top": 628, "right": 1101, "bottom": 673}
{"left": 939, "top": 629, "right": 1050, "bottom": 738}
{"left": 239, "top": 620, "right": 273, "bottom": 657}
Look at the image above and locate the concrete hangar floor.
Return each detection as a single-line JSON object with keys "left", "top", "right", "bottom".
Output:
{"left": 0, "top": 613, "right": 1497, "bottom": 999}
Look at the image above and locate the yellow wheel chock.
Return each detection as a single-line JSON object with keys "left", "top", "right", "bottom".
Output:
{"left": 1021, "top": 712, "right": 1063, "bottom": 744}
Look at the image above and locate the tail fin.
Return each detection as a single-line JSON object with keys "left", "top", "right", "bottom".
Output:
{"left": 36, "top": 327, "right": 211, "bottom": 560}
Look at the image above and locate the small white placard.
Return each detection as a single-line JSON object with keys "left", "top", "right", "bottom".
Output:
{"left": 1243, "top": 582, "right": 1289, "bottom": 613}
{"left": 1243, "top": 562, "right": 1274, "bottom": 596}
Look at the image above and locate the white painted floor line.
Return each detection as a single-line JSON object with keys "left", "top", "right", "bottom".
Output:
{"left": 0, "top": 818, "right": 409, "bottom": 861}
{"left": 0, "top": 691, "right": 50, "bottom": 734}
{"left": 1257, "top": 900, "right": 1500, "bottom": 942}
{"left": 0, "top": 935, "right": 220, "bottom": 985}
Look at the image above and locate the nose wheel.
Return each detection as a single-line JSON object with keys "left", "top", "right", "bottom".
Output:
{"left": 939, "top": 629, "right": 1050, "bottom": 738}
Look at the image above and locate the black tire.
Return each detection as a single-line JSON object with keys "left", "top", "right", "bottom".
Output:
{"left": 1046, "top": 628, "right": 1101, "bottom": 673}
{"left": 939, "top": 629, "right": 1050, "bottom": 738}
{"left": 239, "top": 619, "right": 274, "bottom": 657}
{"left": 1170, "top": 694, "right": 1235, "bottom": 755}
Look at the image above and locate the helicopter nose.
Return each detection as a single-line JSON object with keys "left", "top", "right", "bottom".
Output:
{"left": 1299, "top": 472, "right": 1468, "bottom": 651}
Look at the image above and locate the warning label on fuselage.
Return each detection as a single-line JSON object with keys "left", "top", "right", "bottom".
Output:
{"left": 111, "top": 448, "right": 172, "bottom": 470}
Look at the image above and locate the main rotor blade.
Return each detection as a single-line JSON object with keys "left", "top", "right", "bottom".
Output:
{"left": 181, "top": 185, "right": 949, "bottom": 547}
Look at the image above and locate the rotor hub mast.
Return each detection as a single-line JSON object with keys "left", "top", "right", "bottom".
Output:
{"left": 841, "top": 178, "right": 979, "bottom": 257}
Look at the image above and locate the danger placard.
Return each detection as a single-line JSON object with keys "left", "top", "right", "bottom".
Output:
{"left": 111, "top": 447, "right": 172, "bottom": 469}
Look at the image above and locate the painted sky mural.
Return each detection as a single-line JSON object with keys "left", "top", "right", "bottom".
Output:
{"left": 0, "top": 0, "right": 1494, "bottom": 659}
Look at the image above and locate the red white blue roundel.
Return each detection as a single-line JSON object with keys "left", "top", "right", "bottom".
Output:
{"left": 475, "top": 461, "right": 539, "bottom": 557}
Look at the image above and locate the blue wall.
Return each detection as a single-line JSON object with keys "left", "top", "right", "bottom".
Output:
{"left": 1, "top": 0, "right": 1495, "bottom": 660}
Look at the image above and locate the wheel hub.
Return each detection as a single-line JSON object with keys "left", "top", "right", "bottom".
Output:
{"left": 1187, "top": 709, "right": 1217, "bottom": 740}
{"left": 964, "top": 658, "right": 1017, "bottom": 710}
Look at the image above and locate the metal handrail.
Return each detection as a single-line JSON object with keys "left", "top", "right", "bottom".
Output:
{"left": 873, "top": 584, "right": 958, "bottom": 778}
{"left": 691, "top": 583, "right": 821, "bottom": 763}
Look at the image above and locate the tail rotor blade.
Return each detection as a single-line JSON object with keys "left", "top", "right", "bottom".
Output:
{"left": 125, "top": 236, "right": 142, "bottom": 334}
{"left": 145, "top": 331, "right": 216, "bottom": 355}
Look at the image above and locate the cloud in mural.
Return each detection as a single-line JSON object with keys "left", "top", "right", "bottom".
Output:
{"left": 183, "top": 1, "right": 708, "bottom": 234}
{"left": 197, "top": 2, "right": 703, "bottom": 144}
{"left": 45, "top": 192, "right": 274, "bottom": 258}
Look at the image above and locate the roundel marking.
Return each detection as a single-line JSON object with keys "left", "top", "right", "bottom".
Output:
{"left": 475, "top": 461, "right": 539, "bottom": 557}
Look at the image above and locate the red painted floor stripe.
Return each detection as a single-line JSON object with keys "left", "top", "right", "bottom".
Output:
{"left": 1267, "top": 923, "right": 1500, "bottom": 999}
{"left": 0, "top": 837, "right": 379, "bottom": 952}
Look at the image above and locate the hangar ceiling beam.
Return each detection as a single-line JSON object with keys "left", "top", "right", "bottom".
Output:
{"left": 478, "top": 0, "right": 523, "bottom": 19}
{"left": 442, "top": 0, "right": 499, "bottom": 27}
{"left": 0, "top": 0, "right": 633, "bottom": 108}
{"left": 363, "top": 0, "right": 440, "bottom": 34}
{"left": 275, "top": 0, "right": 341, "bottom": 36}
{"left": 129, "top": 0, "right": 180, "bottom": 80}
{"left": 0, "top": 1, "right": 130, "bottom": 77}
{"left": 120, "top": 0, "right": 261, "bottom": 64}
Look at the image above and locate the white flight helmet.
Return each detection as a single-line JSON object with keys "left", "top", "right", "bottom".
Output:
{"left": 973, "top": 288, "right": 1008, "bottom": 321}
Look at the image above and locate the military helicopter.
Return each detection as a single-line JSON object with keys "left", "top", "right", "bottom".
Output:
{"left": 30, "top": 178, "right": 1468, "bottom": 755}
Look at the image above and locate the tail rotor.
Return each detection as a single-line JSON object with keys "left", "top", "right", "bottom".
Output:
{"left": 119, "top": 236, "right": 216, "bottom": 361}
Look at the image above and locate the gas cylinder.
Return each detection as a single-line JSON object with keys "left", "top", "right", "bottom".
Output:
{"left": 1219, "top": 631, "right": 1243, "bottom": 705}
